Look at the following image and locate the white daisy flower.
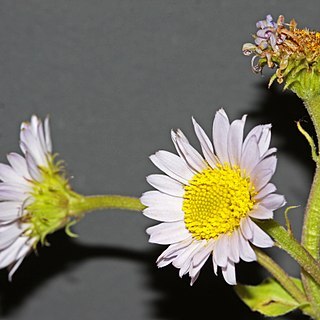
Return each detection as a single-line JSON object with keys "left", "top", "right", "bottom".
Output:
{"left": 0, "top": 115, "right": 78, "bottom": 280}
{"left": 141, "top": 109, "right": 285, "bottom": 285}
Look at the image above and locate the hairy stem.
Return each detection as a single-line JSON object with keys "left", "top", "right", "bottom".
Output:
{"left": 298, "top": 94, "right": 320, "bottom": 315}
{"left": 254, "top": 248, "right": 313, "bottom": 317}
{"left": 255, "top": 219, "right": 320, "bottom": 284}
{"left": 69, "top": 195, "right": 145, "bottom": 215}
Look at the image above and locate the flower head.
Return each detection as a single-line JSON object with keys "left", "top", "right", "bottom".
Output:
{"left": 0, "top": 115, "right": 81, "bottom": 279}
{"left": 141, "top": 109, "right": 285, "bottom": 285}
{"left": 243, "top": 14, "right": 320, "bottom": 97}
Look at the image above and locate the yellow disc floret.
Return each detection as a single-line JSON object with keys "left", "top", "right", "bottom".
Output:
{"left": 183, "top": 164, "right": 257, "bottom": 240}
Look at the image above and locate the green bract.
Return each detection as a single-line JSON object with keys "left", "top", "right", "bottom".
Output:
{"left": 24, "top": 155, "right": 82, "bottom": 246}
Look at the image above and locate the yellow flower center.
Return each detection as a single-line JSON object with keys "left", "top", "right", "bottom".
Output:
{"left": 183, "top": 164, "right": 257, "bottom": 240}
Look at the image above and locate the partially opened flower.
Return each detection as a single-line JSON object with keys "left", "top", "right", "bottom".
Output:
{"left": 141, "top": 109, "right": 285, "bottom": 285}
{"left": 0, "top": 115, "right": 81, "bottom": 279}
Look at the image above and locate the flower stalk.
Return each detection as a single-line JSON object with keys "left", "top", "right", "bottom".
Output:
{"left": 69, "top": 194, "right": 145, "bottom": 215}
{"left": 298, "top": 94, "right": 320, "bottom": 315}
{"left": 256, "top": 219, "right": 320, "bottom": 318}
{"left": 254, "top": 247, "right": 313, "bottom": 317}
{"left": 255, "top": 219, "right": 320, "bottom": 285}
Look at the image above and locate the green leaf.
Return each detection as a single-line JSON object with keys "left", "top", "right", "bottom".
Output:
{"left": 234, "top": 277, "right": 305, "bottom": 317}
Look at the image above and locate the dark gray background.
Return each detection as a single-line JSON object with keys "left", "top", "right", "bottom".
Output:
{"left": 0, "top": 1, "right": 317, "bottom": 319}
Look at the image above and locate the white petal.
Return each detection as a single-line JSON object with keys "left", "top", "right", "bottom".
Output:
{"left": 260, "top": 194, "right": 286, "bottom": 210}
{"left": 0, "top": 201, "right": 22, "bottom": 221}
{"left": 0, "top": 182, "right": 30, "bottom": 193}
{"left": 146, "top": 221, "right": 191, "bottom": 245}
{"left": 228, "top": 230, "right": 240, "bottom": 263}
{"left": 257, "top": 125, "right": 272, "bottom": 156}
{"left": 140, "top": 191, "right": 183, "bottom": 211}
{"left": 170, "top": 130, "right": 188, "bottom": 160}
{"left": 8, "top": 255, "right": 25, "bottom": 280}
{"left": 243, "top": 125, "right": 262, "bottom": 149}
{"left": 36, "top": 119, "right": 47, "bottom": 153}
{"left": 189, "top": 269, "right": 201, "bottom": 285}
{"left": 157, "top": 238, "right": 192, "bottom": 262}
{"left": 20, "top": 126, "right": 46, "bottom": 166}
{"left": 146, "top": 174, "right": 184, "bottom": 197}
{"left": 240, "top": 135, "right": 260, "bottom": 175}
{"left": 189, "top": 242, "right": 213, "bottom": 281}
{"left": 8, "top": 237, "right": 35, "bottom": 280}
{"left": 172, "top": 130, "right": 207, "bottom": 173}
{"left": 228, "top": 115, "right": 246, "bottom": 166}
{"left": 178, "top": 243, "right": 204, "bottom": 278}
{"left": 189, "top": 250, "right": 213, "bottom": 285}
{"left": 7, "top": 153, "right": 30, "bottom": 179}
{"left": 25, "top": 152, "right": 42, "bottom": 181}
{"left": 222, "top": 260, "right": 236, "bottom": 285}
{"left": 156, "top": 238, "right": 193, "bottom": 267}
{"left": 30, "top": 115, "right": 40, "bottom": 133}
{"left": 0, "top": 236, "right": 30, "bottom": 269}
{"left": 173, "top": 241, "right": 202, "bottom": 269}
{"left": 0, "top": 164, "right": 26, "bottom": 184}
{"left": 44, "top": 116, "right": 53, "bottom": 153}
{"left": 240, "top": 218, "right": 253, "bottom": 240}
{"left": 143, "top": 207, "right": 184, "bottom": 222}
{"left": 262, "top": 147, "right": 277, "bottom": 158}
{"left": 150, "top": 151, "right": 194, "bottom": 184}
{"left": 238, "top": 232, "right": 256, "bottom": 262}
{"left": 192, "top": 240, "right": 214, "bottom": 267}
{"left": 213, "top": 234, "right": 229, "bottom": 267}
{"left": 0, "top": 223, "right": 24, "bottom": 250}
{"left": 251, "top": 156, "right": 277, "bottom": 182}
{"left": 192, "top": 117, "right": 217, "bottom": 168}
{"left": 0, "top": 184, "right": 27, "bottom": 201}
{"left": 178, "top": 244, "right": 200, "bottom": 278}
{"left": 243, "top": 124, "right": 272, "bottom": 157}
{"left": 255, "top": 183, "right": 277, "bottom": 200}
{"left": 212, "top": 256, "right": 218, "bottom": 275}
{"left": 252, "top": 169, "right": 274, "bottom": 191}
{"left": 150, "top": 155, "right": 186, "bottom": 184}
{"left": 249, "top": 219, "right": 274, "bottom": 248}
{"left": 249, "top": 205, "right": 273, "bottom": 219}
{"left": 213, "top": 109, "right": 230, "bottom": 163}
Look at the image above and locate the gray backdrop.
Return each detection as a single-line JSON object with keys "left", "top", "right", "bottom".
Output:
{"left": 0, "top": 1, "right": 317, "bottom": 319}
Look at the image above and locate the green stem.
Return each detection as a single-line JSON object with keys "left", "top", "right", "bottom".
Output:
{"left": 302, "top": 165, "right": 320, "bottom": 257}
{"left": 69, "top": 195, "right": 145, "bottom": 215}
{"left": 297, "top": 94, "right": 320, "bottom": 315}
{"left": 255, "top": 219, "right": 320, "bottom": 284}
{"left": 257, "top": 217, "right": 320, "bottom": 318}
{"left": 254, "top": 247, "right": 313, "bottom": 317}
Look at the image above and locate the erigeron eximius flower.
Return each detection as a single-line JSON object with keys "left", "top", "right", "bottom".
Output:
{"left": 0, "top": 115, "right": 82, "bottom": 280}
{"left": 141, "top": 109, "right": 285, "bottom": 285}
{"left": 243, "top": 14, "right": 320, "bottom": 97}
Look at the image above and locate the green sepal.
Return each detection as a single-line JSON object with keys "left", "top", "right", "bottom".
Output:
{"left": 65, "top": 219, "right": 79, "bottom": 238}
{"left": 234, "top": 277, "right": 307, "bottom": 317}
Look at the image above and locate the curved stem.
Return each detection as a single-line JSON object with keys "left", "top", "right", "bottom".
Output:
{"left": 298, "top": 95, "right": 320, "bottom": 314}
{"left": 254, "top": 247, "right": 313, "bottom": 317}
{"left": 69, "top": 195, "right": 145, "bottom": 215}
{"left": 301, "top": 96, "right": 320, "bottom": 258}
{"left": 256, "top": 217, "right": 320, "bottom": 318}
{"left": 255, "top": 219, "right": 320, "bottom": 284}
{"left": 302, "top": 165, "right": 320, "bottom": 258}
